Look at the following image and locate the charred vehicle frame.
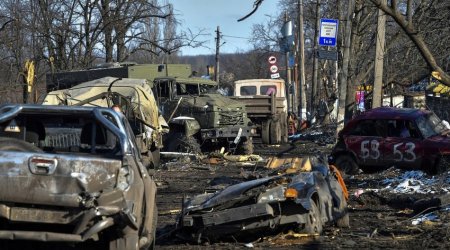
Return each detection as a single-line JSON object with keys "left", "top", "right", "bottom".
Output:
{"left": 176, "top": 161, "right": 349, "bottom": 243}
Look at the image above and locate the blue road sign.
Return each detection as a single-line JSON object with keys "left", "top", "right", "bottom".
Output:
{"left": 319, "top": 18, "right": 338, "bottom": 47}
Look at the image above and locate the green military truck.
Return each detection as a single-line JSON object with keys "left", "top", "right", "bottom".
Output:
{"left": 46, "top": 64, "right": 254, "bottom": 154}
{"left": 152, "top": 76, "right": 254, "bottom": 154}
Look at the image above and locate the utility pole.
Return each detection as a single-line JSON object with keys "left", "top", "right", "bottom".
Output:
{"left": 373, "top": 0, "right": 386, "bottom": 108}
{"left": 297, "top": 0, "right": 307, "bottom": 121}
{"left": 283, "top": 12, "right": 292, "bottom": 113}
{"left": 337, "top": 0, "right": 355, "bottom": 133}
{"left": 311, "top": 0, "right": 321, "bottom": 120}
{"left": 215, "top": 26, "right": 220, "bottom": 82}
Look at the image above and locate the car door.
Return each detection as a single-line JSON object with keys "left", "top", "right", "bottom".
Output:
{"left": 384, "top": 119, "right": 423, "bottom": 169}
{"left": 344, "top": 119, "right": 385, "bottom": 167}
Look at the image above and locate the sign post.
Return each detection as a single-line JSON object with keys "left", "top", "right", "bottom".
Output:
{"left": 268, "top": 56, "right": 280, "bottom": 79}
{"left": 319, "top": 18, "right": 338, "bottom": 47}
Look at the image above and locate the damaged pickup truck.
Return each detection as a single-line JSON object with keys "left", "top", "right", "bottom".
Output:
{"left": 0, "top": 104, "right": 157, "bottom": 249}
{"left": 177, "top": 158, "right": 349, "bottom": 243}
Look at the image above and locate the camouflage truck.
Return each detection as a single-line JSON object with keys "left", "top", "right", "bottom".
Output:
{"left": 43, "top": 77, "right": 168, "bottom": 167}
{"left": 153, "top": 76, "right": 254, "bottom": 154}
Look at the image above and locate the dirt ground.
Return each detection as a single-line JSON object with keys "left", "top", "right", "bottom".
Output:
{"left": 155, "top": 142, "right": 450, "bottom": 249}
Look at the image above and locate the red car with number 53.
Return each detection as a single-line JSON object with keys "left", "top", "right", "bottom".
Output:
{"left": 330, "top": 107, "right": 450, "bottom": 175}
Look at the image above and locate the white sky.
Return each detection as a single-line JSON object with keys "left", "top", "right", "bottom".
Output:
{"left": 171, "top": 0, "right": 280, "bottom": 56}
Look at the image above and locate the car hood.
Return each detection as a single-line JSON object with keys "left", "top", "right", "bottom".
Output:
{"left": 184, "top": 171, "right": 322, "bottom": 212}
{"left": 185, "top": 176, "right": 279, "bottom": 211}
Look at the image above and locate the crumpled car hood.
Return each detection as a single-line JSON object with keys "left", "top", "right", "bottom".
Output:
{"left": 185, "top": 172, "right": 321, "bottom": 212}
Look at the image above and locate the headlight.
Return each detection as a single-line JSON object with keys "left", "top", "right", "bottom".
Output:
{"left": 257, "top": 186, "right": 286, "bottom": 203}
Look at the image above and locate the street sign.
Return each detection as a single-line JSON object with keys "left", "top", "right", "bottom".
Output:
{"left": 268, "top": 56, "right": 277, "bottom": 64}
{"left": 319, "top": 18, "right": 338, "bottom": 47}
{"left": 317, "top": 49, "right": 338, "bottom": 61}
{"left": 271, "top": 73, "right": 280, "bottom": 79}
{"left": 269, "top": 65, "right": 278, "bottom": 73}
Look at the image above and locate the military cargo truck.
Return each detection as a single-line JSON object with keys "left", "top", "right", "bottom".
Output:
{"left": 46, "top": 63, "right": 192, "bottom": 91}
{"left": 43, "top": 77, "right": 168, "bottom": 167}
{"left": 231, "top": 79, "right": 288, "bottom": 144}
{"left": 46, "top": 64, "right": 254, "bottom": 154}
{"left": 153, "top": 76, "right": 254, "bottom": 154}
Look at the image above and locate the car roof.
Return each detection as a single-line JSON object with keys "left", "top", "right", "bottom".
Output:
{"left": 354, "top": 107, "right": 430, "bottom": 120}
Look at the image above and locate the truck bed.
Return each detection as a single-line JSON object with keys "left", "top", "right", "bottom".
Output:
{"left": 230, "top": 95, "right": 286, "bottom": 117}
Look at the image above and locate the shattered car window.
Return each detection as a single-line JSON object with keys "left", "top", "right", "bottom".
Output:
{"left": 416, "top": 113, "right": 445, "bottom": 138}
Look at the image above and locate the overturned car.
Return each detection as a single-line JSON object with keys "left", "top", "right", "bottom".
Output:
{"left": 177, "top": 159, "right": 349, "bottom": 243}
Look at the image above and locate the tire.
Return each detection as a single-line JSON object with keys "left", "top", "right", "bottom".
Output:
{"left": 261, "top": 121, "right": 270, "bottom": 144}
{"left": 0, "top": 137, "right": 42, "bottom": 152}
{"left": 237, "top": 137, "right": 253, "bottom": 155}
{"left": 148, "top": 206, "right": 157, "bottom": 250}
{"left": 335, "top": 155, "right": 359, "bottom": 176}
{"left": 335, "top": 198, "right": 350, "bottom": 228}
{"left": 431, "top": 155, "right": 450, "bottom": 175}
{"left": 301, "top": 200, "right": 323, "bottom": 234}
{"left": 269, "top": 120, "right": 281, "bottom": 145}
{"left": 336, "top": 213, "right": 350, "bottom": 228}
{"left": 165, "top": 132, "right": 201, "bottom": 154}
{"left": 151, "top": 149, "right": 160, "bottom": 169}
{"left": 109, "top": 233, "right": 139, "bottom": 250}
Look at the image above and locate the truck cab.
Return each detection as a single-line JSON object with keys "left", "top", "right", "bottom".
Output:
{"left": 153, "top": 77, "right": 254, "bottom": 154}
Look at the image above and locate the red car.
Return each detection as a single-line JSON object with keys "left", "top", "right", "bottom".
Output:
{"left": 330, "top": 107, "right": 450, "bottom": 175}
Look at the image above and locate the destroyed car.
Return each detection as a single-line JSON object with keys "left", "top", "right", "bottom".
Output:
{"left": 177, "top": 159, "right": 349, "bottom": 243}
{"left": 330, "top": 107, "right": 450, "bottom": 175}
{"left": 0, "top": 104, "right": 157, "bottom": 249}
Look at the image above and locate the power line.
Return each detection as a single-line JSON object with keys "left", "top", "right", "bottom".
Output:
{"left": 222, "top": 34, "right": 251, "bottom": 40}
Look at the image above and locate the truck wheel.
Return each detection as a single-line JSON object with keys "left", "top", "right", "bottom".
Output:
{"left": 335, "top": 155, "right": 359, "bottom": 176}
{"left": 151, "top": 149, "right": 160, "bottom": 169}
{"left": 261, "top": 121, "right": 270, "bottom": 144}
{"left": 0, "top": 137, "right": 42, "bottom": 152}
{"left": 237, "top": 137, "right": 253, "bottom": 155}
{"left": 281, "top": 113, "right": 289, "bottom": 143}
{"left": 301, "top": 200, "right": 323, "bottom": 235}
{"left": 166, "top": 132, "right": 201, "bottom": 154}
{"left": 269, "top": 120, "right": 281, "bottom": 144}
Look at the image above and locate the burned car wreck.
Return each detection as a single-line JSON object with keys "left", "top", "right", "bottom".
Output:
{"left": 0, "top": 104, "right": 157, "bottom": 249}
{"left": 177, "top": 159, "right": 349, "bottom": 243}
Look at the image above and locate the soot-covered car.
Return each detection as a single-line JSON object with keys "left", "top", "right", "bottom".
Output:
{"left": 330, "top": 107, "right": 450, "bottom": 175}
{"left": 176, "top": 158, "right": 349, "bottom": 243}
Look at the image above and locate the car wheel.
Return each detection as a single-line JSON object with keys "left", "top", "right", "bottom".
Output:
{"left": 0, "top": 137, "right": 42, "bottom": 152}
{"left": 301, "top": 200, "right": 323, "bottom": 235}
{"left": 109, "top": 232, "right": 139, "bottom": 250}
{"left": 432, "top": 155, "right": 450, "bottom": 175}
{"left": 335, "top": 155, "right": 359, "bottom": 175}
{"left": 335, "top": 198, "right": 350, "bottom": 228}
